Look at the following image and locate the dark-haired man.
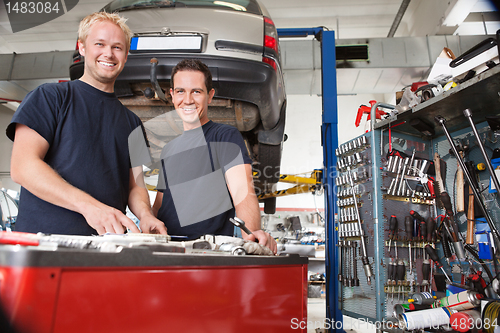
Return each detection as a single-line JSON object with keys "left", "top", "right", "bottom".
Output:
{"left": 152, "top": 59, "right": 277, "bottom": 253}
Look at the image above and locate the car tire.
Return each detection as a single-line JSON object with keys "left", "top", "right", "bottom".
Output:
{"left": 262, "top": 197, "right": 276, "bottom": 215}
{"left": 257, "top": 143, "right": 281, "bottom": 215}
{"left": 258, "top": 143, "right": 281, "bottom": 185}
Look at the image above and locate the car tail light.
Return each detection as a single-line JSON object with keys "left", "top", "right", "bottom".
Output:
{"left": 263, "top": 16, "right": 278, "bottom": 70}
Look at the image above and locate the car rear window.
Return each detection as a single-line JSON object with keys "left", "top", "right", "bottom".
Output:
{"left": 103, "top": 0, "right": 262, "bottom": 15}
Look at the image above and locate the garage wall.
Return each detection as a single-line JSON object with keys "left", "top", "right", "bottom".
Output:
{"left": 274, "top": 93, "right": 391, "bottom": 211}
{"left": 0, "top": 104, "right": 19, "bottom": 192}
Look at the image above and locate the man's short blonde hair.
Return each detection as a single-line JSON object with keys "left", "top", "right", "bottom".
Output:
{"left": 78, "top": 12, "right": 133, "bottom": 51}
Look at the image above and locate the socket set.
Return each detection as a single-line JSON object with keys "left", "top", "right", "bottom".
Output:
{"left": 338, "top": 207, "right": 360, "bottom": 223}
{"left": 336, "top": 152, "right": 368, "bottom": 172}
{"left": 384, "top": 153, "right": 434, "bottom": 203}
{"left": 335, "top": 166, "right": 370, "bottom": 186}
{"left": 335, "top": 136, "right": 369, "bottom": 157}
{"left": 338, "top": 222, "right": 361, "bottom": 237}
{"left": 336, "top": 133, "right": 375, "bottom": 310}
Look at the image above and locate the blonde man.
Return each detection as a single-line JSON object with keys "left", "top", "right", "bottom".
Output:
{"left": 7, "top": 12, "right": 167, "bottom": 236}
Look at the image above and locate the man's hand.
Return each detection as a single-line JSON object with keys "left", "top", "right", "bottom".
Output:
{"left": 243, "top": 230, "right": 277, "bottom": 254}
{"left": 139, "top": 214, "right": 168, "bottom": 235}
{"left": 81, "top": 202, "right": 141, "bottom": 235}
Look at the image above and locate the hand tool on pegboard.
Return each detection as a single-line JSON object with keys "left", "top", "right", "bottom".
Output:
{"left": 338, "top": 240, "right": 345, "bottom": 285}
{"left": 352, "top": 242, "right": 360, "bottom": 286}
{"left": 425, "top": 244, "right": 452, "bottom": 283}
{"left": 433, "top": 152, "right": 447, "bottom": 208}
{"left": 466, "top": 185, "right": 475, "bottom": 245}
{"left": 410, "top": 210, "right": 426, "bottom": 259}
{"left": 387, "top": 259, "right": 396, "bottom": 299}
{"left": 426, "top": 216, "right": 436, "bottom": 244}
{"left": 347, "top": 167, "right": 373, "bottom": 285}
{"left": 405, "top": 216, "right": 413, "bottom": 271}
{"left": 440, "top": 189, "right": 466, "bottom": 260}
{"left": 396, "top": 259, "right": 406, "bottom": 300}
{"left": 421, "top": 259, "right": 431, "bottom": 292}
{"left": 338, "top": 240, "right": 344, "bottom": 286}
{"left": 464, "top": 160, "right": 481, "bottom": 245}
{"left": 389, "top": 259, "right": 397, "bottom": 301}
{"left": 433, "top": 147, "right": 466, "bottom": 260}
{"left": 456, "top": 150, "right": 466, "bottom": 213}
{"left": 388, "top": 215, "right": 398, "bottom": 254}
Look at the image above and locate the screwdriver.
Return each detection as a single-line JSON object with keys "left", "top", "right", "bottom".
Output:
{"left": 390, "top": 260, "right": 398, "bottom": 301}
{"left": 440, "top": 230, "right": 453, "bottom": 266}
{"left": 388, "top": 215, "right": 398, "bottom": 252}
{"left": 410, "top": 210, "right": 425, "bottom": 223}
{"left": 426, "top": 217, "right": 436, "bottom": 243}
{"left": 397, "top": 259, "right": 406, "bottom": 300}
{"left": 425, "top": 244, "right": 452, "bottom": 283}
{"left": 440, "top": 192, "right": 460, "bottom": 242}
{"left": 420, "top": 218, "right": 427, "bottom": 259}
{"left": 387, "top": 259, "right": 395, "bottom": 300}
{"left": 405, "top": 216, "right": 413, "bottom": 271}
{"left": 420, "top": 218, "right": 427, "bottom": 244}
{"left": 422, "top": 259, "right": 430, "bottom": 291}
{"left": 410, "top": 210, "right": 425, "bottom": 258}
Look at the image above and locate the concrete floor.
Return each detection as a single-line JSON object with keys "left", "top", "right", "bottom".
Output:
{"left": 307, "top": 298, "right": 377, "bottom": 333}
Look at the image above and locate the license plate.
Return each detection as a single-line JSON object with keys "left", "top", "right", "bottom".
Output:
{"left": 130, "top": 35, "right": 203, "bottom": 52}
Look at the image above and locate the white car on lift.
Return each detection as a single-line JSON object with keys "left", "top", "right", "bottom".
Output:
{"left": 70, "top": 0, "right": 286, "bottom": 214}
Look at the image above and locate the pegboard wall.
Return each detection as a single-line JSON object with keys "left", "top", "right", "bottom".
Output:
{"left": 336, "top": 120, "right": 500, "bottom": 323}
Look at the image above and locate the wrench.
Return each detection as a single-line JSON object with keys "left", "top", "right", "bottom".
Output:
{"left": 230, "top": 217, "right": 254, "bottom": 236}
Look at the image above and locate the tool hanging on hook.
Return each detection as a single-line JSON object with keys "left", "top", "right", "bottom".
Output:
{"left": 347, "top": 167, "right": 373, "bottom": 285}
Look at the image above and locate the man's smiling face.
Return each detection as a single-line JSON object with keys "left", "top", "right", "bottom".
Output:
{"left": 78, "top": 20, "right": 128, "bottom": 92}
{"left": 170, "top": 70, "right": 215, "bottom": 130}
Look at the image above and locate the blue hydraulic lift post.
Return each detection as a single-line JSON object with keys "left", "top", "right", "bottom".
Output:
{"left": 277, "top": 28, "right": 342, "bottom": 332}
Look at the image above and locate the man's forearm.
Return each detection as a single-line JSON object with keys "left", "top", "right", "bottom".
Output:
{"left": 226, "top": 164, "right": 261, "bottom": 233}
{"left": 234, "top": 194, "right": 261, "bottom": 233}
{"left": 128, "top": 184, "right": 154, "bottom": 220}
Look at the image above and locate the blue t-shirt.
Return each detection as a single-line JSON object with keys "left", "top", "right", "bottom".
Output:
{"left": 6, "top": 80, "right": 143, "bottom": 235}
{"left": 156, "top": 121, "right": 252, "bottom": 239}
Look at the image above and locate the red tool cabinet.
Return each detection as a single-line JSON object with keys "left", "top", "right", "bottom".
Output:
{"left": 0, "top": 241, "right": 308, "bottom": 333}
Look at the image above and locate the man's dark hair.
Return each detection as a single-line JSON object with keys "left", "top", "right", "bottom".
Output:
{"left": 171, "top": 59, "right": 213, "bottom": 92}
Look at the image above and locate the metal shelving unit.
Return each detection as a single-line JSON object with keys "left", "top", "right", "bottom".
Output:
{"left": 334, "top": 66, "right": 500, "bottom": 328}
{"left": 376, "top": 65, "right": 500, "bottom": 138}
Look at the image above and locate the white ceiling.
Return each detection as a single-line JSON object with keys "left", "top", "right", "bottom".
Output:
{"left": 0, "top": 0, "right": 499, "bottom": 99}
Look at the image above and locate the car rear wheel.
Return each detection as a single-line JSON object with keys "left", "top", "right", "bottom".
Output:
{"left": 257, "top": 143, "right": 281, "bottom": 214}
{"left": 257, "top": 143, "right": 281, "bottom": 185}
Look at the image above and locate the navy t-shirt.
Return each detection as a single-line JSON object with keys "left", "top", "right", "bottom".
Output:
{"left": 156, "top": 121, "right": 252, "bottom": 239}
{"left": 6, "top": 80, "right": 143, "bottom": 235}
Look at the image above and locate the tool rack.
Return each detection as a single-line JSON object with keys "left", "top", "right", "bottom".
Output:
{"left": 333, "top": 65, "right": 500, "bottom": 326}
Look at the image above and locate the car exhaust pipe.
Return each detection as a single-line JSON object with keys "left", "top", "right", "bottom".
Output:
{"left": 150, "top": 58, "right": 169, "bottom": 104}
